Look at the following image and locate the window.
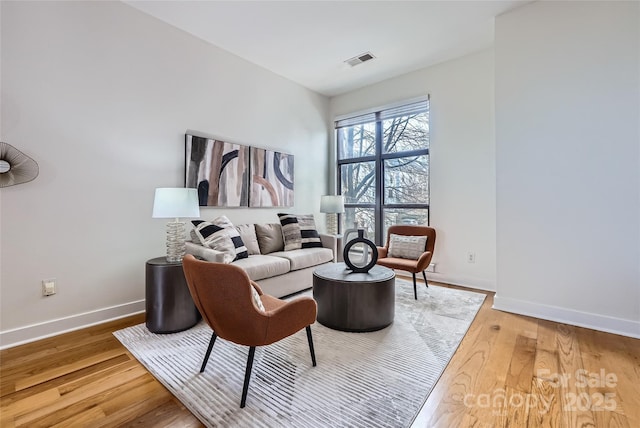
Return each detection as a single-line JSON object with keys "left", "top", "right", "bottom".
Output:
{"left": 336, "top": 98, "right": 430, "bottom": 244}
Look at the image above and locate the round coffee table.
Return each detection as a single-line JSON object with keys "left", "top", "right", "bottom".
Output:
{"left": 312, "top": 263, "right": 395, "bottom": 332}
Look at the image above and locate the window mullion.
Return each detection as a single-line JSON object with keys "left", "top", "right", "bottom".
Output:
{"left": 381, "top": 149, "right": 428, "bottom": 161}
{"left": 375, "top": 112, "right": 383, "bottom": 245}
{"left": 337, "top": 155, "right": 376, "bottom": 165}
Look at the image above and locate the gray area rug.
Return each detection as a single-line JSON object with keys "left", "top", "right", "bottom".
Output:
{"left": 114, "top": 280, "right": 485, "bottom": 427}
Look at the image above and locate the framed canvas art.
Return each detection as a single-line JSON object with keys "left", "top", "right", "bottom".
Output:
{"left": 250, "top": 147, "right": 294, "bottom": 207}
{"left": 185, "top": 134, "right": 249, "bottom": 207}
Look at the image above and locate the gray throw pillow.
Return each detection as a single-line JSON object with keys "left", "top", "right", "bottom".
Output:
{"left": 255, "top": 223, "right": 284, "bottom": 254}
{"left": 236, "top": 224, "right": 261, "bottom": 255}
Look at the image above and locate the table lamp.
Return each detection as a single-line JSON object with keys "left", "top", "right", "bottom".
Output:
{"left": 320, "top": 195, "right": 344, "bottom": 235}
{"left": 152, "top": 188, "right": 200, "bottom": 262}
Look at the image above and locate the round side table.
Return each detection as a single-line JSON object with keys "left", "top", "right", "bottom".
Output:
{"left": 313, "top": 263, "right": 395, "bottom": 332}
{"left": 145, "top": 257, "right": 201, "bottom": 334}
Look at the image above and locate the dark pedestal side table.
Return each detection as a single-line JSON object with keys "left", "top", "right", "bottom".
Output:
{"left": 145, "top": 257, "right": 201, "bottom": 334}
{"left": 313, "top": 263, "right": 395, "bottom": 332}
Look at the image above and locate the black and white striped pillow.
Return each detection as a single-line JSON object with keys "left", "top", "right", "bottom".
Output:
{"left": 278, "top": 213, "right": 322, "bottom": 251}
{"left": 192, "top": 216, "right": 248, "bottom": 261}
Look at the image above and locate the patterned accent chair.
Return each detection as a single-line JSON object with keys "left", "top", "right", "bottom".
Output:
{"left": 182, "top": 255, "right": 318, "bottom": 408}
{"left": 376, "top": 225, "right": 437, "bottom": 300}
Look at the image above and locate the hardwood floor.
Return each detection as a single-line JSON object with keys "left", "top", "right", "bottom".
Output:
{"left": 412, "top": 283, "right": 640, "bottom": 428}
{"left": 1, "top": 281, "right": 638, "bottom": 427}
{"left": 0, "top": 315, "right": 203, "bottom": 427}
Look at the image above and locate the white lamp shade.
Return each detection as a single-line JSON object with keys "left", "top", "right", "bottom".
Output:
{"left": 152, "top": 188, "right": 200, "bottom": 219}
{"left": 320, "top": 195, "right": 345, "bottom": 213}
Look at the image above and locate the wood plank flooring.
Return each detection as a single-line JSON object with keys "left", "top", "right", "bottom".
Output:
{"left": 2, "top": 281, "right": 638, "bottom": 427}
{"left": 411, "top": 284, "right": 640, "bottom": 428}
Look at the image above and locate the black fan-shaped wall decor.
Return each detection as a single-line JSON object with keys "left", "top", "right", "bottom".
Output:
{"left": 0, "top": 142, "right": 39, "bottom": 187}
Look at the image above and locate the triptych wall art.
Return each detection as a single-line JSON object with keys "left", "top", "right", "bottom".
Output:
{"left": 185, "top": 134, "right": 294, "bottom": 207}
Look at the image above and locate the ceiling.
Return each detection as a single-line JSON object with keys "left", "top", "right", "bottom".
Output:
{"left": 125, "top": 1, "right": 530, "bottom": 97}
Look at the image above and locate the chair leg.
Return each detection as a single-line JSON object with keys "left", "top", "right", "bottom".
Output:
{"left": 422, "top": 270, "right": 429, "bottom": 288}
{"left": 412, "top": 273, "right": 418, "bottom": 300}
{"left": 240, "top": 346, "right": 256, "bottom": 408}
{"left": 200, "top": 331, "right": 217, "bottom": 373}
{"left": 306, "top": 326, "right": 317, "bottom": 367}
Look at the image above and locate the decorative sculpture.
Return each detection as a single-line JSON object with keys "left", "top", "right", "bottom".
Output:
{"left": 0, "top": 142, "right": 39, "bottom": 187}
{"left": 343, "top": 229, "right": 378, "bottom": 273}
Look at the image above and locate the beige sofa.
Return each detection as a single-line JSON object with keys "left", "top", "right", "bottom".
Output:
{"left": 186, "top": 222, "right": 336, "bottom": 298}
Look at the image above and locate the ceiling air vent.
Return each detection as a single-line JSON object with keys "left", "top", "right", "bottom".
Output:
{"left": 345, "top": 52, "right": 376, "bottom": 67}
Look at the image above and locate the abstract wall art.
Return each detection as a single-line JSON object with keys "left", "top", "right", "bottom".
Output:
{"left": 250, "top": 147, "right": 294, "bottom": 207}
{"left": 185, "top": 134, "right": 249, "bottom": 207}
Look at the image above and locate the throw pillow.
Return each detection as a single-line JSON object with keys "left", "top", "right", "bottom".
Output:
{"left": 297, "top": 214, "right": 323, "bottom": 249}
{"left": 190, "top": 222, "right": 236, "bottom": 263}
{"left": 278, "top": 213, "right": 323, "bottom": 251}
{"left": 235, "top": 224, "right": 261, "bottom": 255}
{"left": 255, "top": 223, "right": 285, "bottom": 254}
{"left": 278, "top": 213, "right": 302, "bottom": 251}
{"left": 388, "top": 234, "right": 427, "bottom": 260}
{"left": 192, "top": 216, "right": 249, "bottom": 261}
{"left": 250, "top": 286, "right": 265, "bottom": 312}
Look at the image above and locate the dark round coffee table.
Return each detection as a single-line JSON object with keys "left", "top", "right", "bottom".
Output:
{"left": 312, "top": 263, "right": 395, "bottom": 332}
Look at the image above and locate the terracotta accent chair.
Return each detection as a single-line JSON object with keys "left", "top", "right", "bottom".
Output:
{"left": 376, "top": 225, "right": 436, "bottom": 300}
{"left": 182, "top": 254, "right": 318, "bottom": 408}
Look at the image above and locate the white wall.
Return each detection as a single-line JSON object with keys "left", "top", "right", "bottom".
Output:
{"left": 330, "top": 50, "right": 497, "bottom": 291}
{"left": 0, "top": 1, "right": 329, "bottom": 347}
{"left": 494, "top": 1, "right": 640, "bottom": 337}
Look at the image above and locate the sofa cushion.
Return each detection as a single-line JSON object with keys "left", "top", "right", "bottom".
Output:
{"left": 388, "top": 233, "right": 427, "bottom": 260}
{"left": 269, "top": 247, "right": 333, "bottom": 271}
{"left": 236, "top": 224, "right": 261, "bottom": 255}
{"left": 278, "top": 213, "right": 322, "bottom": 251}
{"left": 192, "top": 216, "right": 248, "bottom": 261}
{"left": 255, "top": 223, "right": 284, "bottom": 254}
{"left": 233, "top": 255, "right": 290, "bottom": 281}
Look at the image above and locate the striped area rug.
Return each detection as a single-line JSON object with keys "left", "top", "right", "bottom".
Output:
{"left": 114, "top": 280, "right": 485, "bottom": 427}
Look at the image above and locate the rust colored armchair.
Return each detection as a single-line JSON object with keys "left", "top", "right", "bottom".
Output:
{"left": 376, "top": 225, "right": 436, "bottom": 300}
{"left": 182, "top": 254, "right": 318, "bottom": 408}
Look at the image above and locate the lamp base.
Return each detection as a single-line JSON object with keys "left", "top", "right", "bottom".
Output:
{"left": 326, "top": 214, "right": 338, "bottom": 235}
{"left": 166, "top": 220, "right": 186, "bottom": 263}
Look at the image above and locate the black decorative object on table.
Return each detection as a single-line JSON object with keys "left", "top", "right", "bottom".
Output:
{"left": 342, "top": 229, "right": 378, "bottom": 273}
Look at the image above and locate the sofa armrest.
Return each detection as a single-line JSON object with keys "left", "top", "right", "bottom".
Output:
{"left": 319, "top": 233, "right": 338, "bottom": 262}
{"left": 185, "top": 241, "right": 226, "bottom": 263}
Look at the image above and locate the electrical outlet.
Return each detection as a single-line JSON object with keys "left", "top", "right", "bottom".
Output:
{"left": 42, "top": 279, "right": 56, "bottom": 296}
{"left": 426, "top": 263, "right": 436, "bottom": 273}
{"left": 467, "top": 252, "right": 476, "bottom": 263}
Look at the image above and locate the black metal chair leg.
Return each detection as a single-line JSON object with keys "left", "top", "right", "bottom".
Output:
{"left": 240, "top": 346, "right": 256, "bottom": 408}
{"left": 200, "top": 331, "right": 217, "bottom": 373}
{"left": 306, "top": 326, "right": 317, "bottom": 367}
{"left": 412, "top": 273, "right": 418, "bottom": 300}
{"left": 422, "top": 270, "right": 429, "bottom": 287}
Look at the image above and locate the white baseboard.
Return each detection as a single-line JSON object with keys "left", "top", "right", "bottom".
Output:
{"left": 0, "top": 300, "right": 145, "bottom": 350}
{"left": 427, "top": 272, "right": 496, "bottom": 292}
{"left": 493, "top": 295, "right": 640, "bottom": 339}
